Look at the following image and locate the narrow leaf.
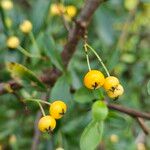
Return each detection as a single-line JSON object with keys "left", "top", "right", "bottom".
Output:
{"left": 6, "top": 62, "right": 46, "bottom": 90}
{"left": 44, "top": 34, "right": 64, "bottom": 71}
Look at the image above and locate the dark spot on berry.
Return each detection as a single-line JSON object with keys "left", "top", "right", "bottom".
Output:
{"left": 59, "top": 108, "right": 65, "bottom": 115}
{"left": 110, "top": 86, "right": 117, "bottom": 92}
{"left": 46, "top": 126, "right": 52, "bottom": 134}
{"left": 92, "top": 82, "right": 98, "bottom": 89}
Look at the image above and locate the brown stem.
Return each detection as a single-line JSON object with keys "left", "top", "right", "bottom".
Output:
{"left": 31, "top": 111, "right": 42, "bottom": 150}
{"left": 107, "top": 103, "right": 150, "bottom": 120}
{"left": 61, "top": 0, "right": 105, "bottom": 67}
{"left": 136, "top": 118, "right": 150, "bottom": 135}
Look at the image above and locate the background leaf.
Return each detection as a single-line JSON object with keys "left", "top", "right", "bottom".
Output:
{"left": 44, "top": 33, "right": 64, "bottom": 71}
{"left": 6, "top": 62, "right": 46, "bottom": 90}
{"left": 80, "top": 120, "right": 104, "bottom": 150}
{"left": 50, "top": 73, "right": 71, "bottom": 103}
{"left": 30, "top": 0, "right": 51, "bottom": 33}
{"left": 74, "top": 87, "right": 104, "bottom": 104}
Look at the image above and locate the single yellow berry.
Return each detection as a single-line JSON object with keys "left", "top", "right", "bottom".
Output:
{"left": 137, "top": 143, "right": 146, "bottom": 150}
{"left": 9, "top": 134, "right": 17, "bottom": 145}
{"left": 50, "top": 3, "right": 65, "bottom": 16}
{"left": 110, "top": 134, "right": 119, "bottom": 143}
{"left": 1, "top": 0, "right": 13, "bottom": 10}
{"left": 107, "top": 84, "right": 124, "bottom": 99}
{"left": 124, "top": 0, "right": 138, "bottom": 11}
{"left": 19, "top": 20, "right": 32, "bottom": 33}
{"left": 38, "top": 115, "right": 56, "bottom": 132}
{"left": 65, "top": 5, "right": 77, "bottom": 18}
{"left": 56, "top": 147, "right": 64, "bottom": 150}
{"left": 103, "top": 76, "right": 119, "bottom": 91}
{"left": 0, "top": 145, "right": 2, "bottom": 150}
{"left": 84, "top": 70, "right": 105, "bottom": 90}
{"left": 49, "top": 101, "right": 67, "bottom": 119}
{"left": 7, "top": 36, "right": 20, "bottom": 49}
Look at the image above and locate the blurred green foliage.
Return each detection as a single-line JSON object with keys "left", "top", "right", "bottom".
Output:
{"left": 0, "top": 0, "right": 150, "bottom": 149}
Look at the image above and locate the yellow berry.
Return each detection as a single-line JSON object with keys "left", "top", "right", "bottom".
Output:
{"left": 7, "top": 36, "right": 20, "bottom": 49}
{"left": 38, "top": 115, "right": 56, "bottom": 132}
{"left": 65, "top": 5, "right": 77, "bottom": 18}
{"left": 1, "top": 0, "right": 13, "bottom": 10}
{"left": 103, "top": 76, "right": 119, "bottom": 91}
{"left": 107, "top": 84, "right": 124, "bottom": 99}
{"left": 49, "top": 101, "right": 67, "bottom": 119}
{"left": 50, "top": 3, "right": 65, "bottom": 16}
{"left": 84, "top": 70, "right": 105, "bottom": 90}
{"left": 137, "top": 143, "right": 146, "bottom": 150}
{"left": 19, "top": 20, "right": 32, "bottom": 33}
{"left": 110, "top": 134, "right": 119, "bottom": 143}
{"left": 9, "top": 134, "right": 17, "bottom": 145}
{"left": 124, "top": 0, "right": 138, "bottom": 11}
{"left": 56, "top": 148, "right": 64, "bottom": 150}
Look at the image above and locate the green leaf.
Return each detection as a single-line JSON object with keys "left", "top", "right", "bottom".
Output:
{"left": 74, "top": 87, "right": 104, "bottom": 104}
{"left": 6, "top": 62, "right": 46, "bottom": 90}
{"left": 107, "top": 49, "right": 120, "bottom": 71}
{"left": 50, "top": 73, "right": 71, "bottom": 103}
{"left": 44, "top": 33, "right": 64, "bottom": 71}
{"left": 31, "top": 0, "right": 51, "bottom": 33}
{"left": 80, "top": 120, "right": 104, "bottom": 150}
{"left": 95, "top": 7, "right": 115, "bottom": 46}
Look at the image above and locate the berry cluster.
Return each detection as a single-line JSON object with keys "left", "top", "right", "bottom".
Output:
{"left": 38, "top": 100, "right": 67, "bottom": 133}
{"left": 83, "top": 43, "right": 124, "bottom": 99}
{"left": 84, "top": 70, "right": 124, "bottom": 99}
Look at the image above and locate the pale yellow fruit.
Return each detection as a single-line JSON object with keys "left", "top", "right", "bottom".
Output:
{"left": 7, "top": 36, "right": 20, "bottom": 49}
{"left": 107, "top": 84, "right": 124, "bottom": 99}
{"left": 38, "top": 115, "right": 56, "bottom": 132}
{"left": 124, "top": 0, "right": 138, "bottom": 11}
{"left": 1, "top": 0, "right": 13, "bottom": 10}
{"left": 110, "top": 134, "right": 119, "bottom": 143}
{"left": 19, "top": 20, "right": 32, "bottom": 33}
{"left": 65, "top": 5, "right": 77, "bottom": 18}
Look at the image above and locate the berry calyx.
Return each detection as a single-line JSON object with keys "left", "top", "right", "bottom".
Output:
{"left": 107, "top": 84, "right": 124, "bottom": 99}
{"left": 49, "top": 101, "right": 67, "bottom": 119}
{"left": 103, "top": 76, "right": 119, "bottom": 91}
{"left": 38, "top": 115, "right": 56, "bottom": 132}
{"left": 83, "top": 70, "right": 105, "bottom": 90}
{"left": 92, "top": 101, "right": 108, "bottom": 121}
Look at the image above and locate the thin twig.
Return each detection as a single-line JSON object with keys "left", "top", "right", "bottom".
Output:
{"left": 85, "top": 43, "right": 110, "bottom": 76}
{"left": 136, "top": 118, "right": 150, "bottom": 135}
{"left": 31, "top": 91, "right": 50, "bottom": 150}
{"left": 107, "top": 103, "right": 150, "bottom": 120}
{"left": 61, "top": 0, "right": 105, "bottom": 67}
{"left": 31, "top": 111, "right": 42, "bottom": 150}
